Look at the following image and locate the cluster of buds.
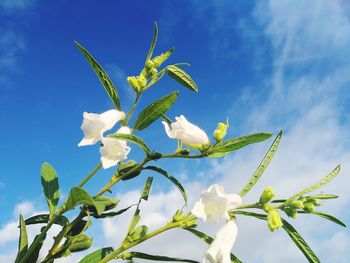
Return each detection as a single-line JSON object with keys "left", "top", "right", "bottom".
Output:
{"left": 127, "top": 48, "right": 174, "bottom": 93}
{"left": 283, "top": 196, "right": 321, "bottom": 219}
{"left": 172, "top": 210, "right": 197, "bottom": 229}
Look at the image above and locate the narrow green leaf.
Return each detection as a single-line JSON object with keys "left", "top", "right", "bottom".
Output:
{"left": 127, "top": 212, "right": 141, "bottom": 236}
{"left": 26, "top": 232, "right": 46, "bottom": 263}
{"left": 311, "top": 194, "right": 338, "bottom": 200}
{"left": 239, "top": 131, "right": 282, "bottom": 196}
{"left": 79, "top": 247, "right": 114, "bottom": 263}
{"left": 91, "top": 205, "right": 135, "bottom": 219}
{"left": 282, "top": 220, "right": 320, "bottom": 263}
{"left": 167, "top": 65, "right": 198, "bottom": 92}
{"left": 125, "top": 251, "right": 199, "bottom": 263}
{"left": 207, "top": 133, "right": 272, "bottom": 158}
{"left": 141, "top": 177, "right": 153, "bottom": 201}
{"left": 286, "top": 165, "right": 341, "bottom": 203}
{"left": 301, "top": 211, "right": 346, "bottom": 227}
{"left": 109, "top": 133, "right": 150, "bottom": 155}
{"left": 134, "top": 91, "right": 178, "bottom": 130}
{"left": 232, "top": 211, "right": 320, "bottom": 263}
{"left": 144, "top": 166, "right": 187, "bottom": 205}
{"left": 65, "top": 187, "right": 105, "bottom": 215}
{"left": 185, "top": 229, "right": 242, "bottom": 263}
{"left": 25, "top": 214, "right": 69, "bottom": 227}
{"left": 75, "top": 41, "right": 121, "bottom": 110}
{"left": 145, "top": 21, "right": 158, "bottom": 63}
{"left": 15, "top": 215, "right": 28, "bottom": 263}
{"left": 41, "top": 162, "right": 60, "bottom": 218}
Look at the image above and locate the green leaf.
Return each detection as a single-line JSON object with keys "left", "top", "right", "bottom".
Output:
{"left": 134, "top": 91, "right": 178, "bottom": 130}
{"left": 282, "top": 220, "right": 320, "bottom": 263}
{"left": 141, "top": 177, "right": 153, "bottom": 201}
{"left": 75, "top": 41, "right": 121, "bottom": 110}
{"left": 41, "top": 162, "right": 60, "bottom": 218}
{"left": 207, "top": 133, "right": 272, "bottom": 158}
{"left": 124, "top": 251, "right": 199, "bottom": 263}
{"left": 286, "top": 165, "right": 341, "bottom": 203}
{"left": 26, "top": 232, "right": 46, "bottom": 263}
{"left": 145, "top": 21, "right": 158, "bottom": 63}
{"left": 79, "top": 247, "right": 114, "bottom": 263}
{"left": 25, "top": 214, "right": 69, "bottom": 227}
{"left": 239, "top": 131, "right": 282, "bottom": 196}
{"left": 65, "top": 187, "right": 105, "bottom": 215}
{"left": 15, "top": 215, "right": 28, "bottom": 263}
{"left": 167, "top": 65, "right": 198, "bottom": 92}
{"left": 109, "top": 133, "right": 150, "bottom": 155}
{"left": 301, "top": 211, "right": 346, "bottom": 227}
{"left": 91, "top": 205, "right": 134, "bottom": 219}
{"left": 311, "top": 194, "right": 338, "bottom": 199}
{"left": 144, "top": 166, "right": 187, "bottom": 205}
{"left": 232, "top": 211, "right": 320, "bottom": 263}
{"left": 185, "top": 228, "right": 242, "bottom": 263}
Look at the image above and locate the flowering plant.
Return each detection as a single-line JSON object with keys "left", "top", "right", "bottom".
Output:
{"left": 14, "top": 23, "right": 345, "bottom": 263}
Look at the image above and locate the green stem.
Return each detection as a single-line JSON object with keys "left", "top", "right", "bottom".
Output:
{"left": 42, "top": 210, "right": 86, "bottom": 262}
{"left": 78, "top": 162, "right": 102, "bottom": 188}
{"left": 161, "top": 152, "right": 207, "bottom": 159}
{"left": 98, "top": 216, "right": 197, "bottom": 263}
{"left": 123, "top": 93, "right": 140, "bottom": 126}
{"left": 236, "top": 202, "right": 261, "bottom": 209}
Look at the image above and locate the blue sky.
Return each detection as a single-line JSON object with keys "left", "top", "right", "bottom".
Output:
{"left": 1, "top": 1, "right": 349, "bottom": 262}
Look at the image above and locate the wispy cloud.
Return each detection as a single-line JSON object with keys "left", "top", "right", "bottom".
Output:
{"left": 0, "top": 0, "right": 36, "bottom": 13}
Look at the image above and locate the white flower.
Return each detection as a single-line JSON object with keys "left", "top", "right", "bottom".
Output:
{"left": 203, "top": 220, "right": 238, "bottom": 263}
{"left": 99, "top": 126, "right": 131, "bottom": 169}
{"left": 162, "top": 115, "right": 209, "bottom": 147}
{"left": 191, "top": 184, "right": 242, "bottom": 224}
{"left": 78, "top": 109, "right": 125, "bottom": 146}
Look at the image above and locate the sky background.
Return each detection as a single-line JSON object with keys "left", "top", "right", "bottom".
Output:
{"left": 0, "top": 0, "right": 350, "bottom": 262}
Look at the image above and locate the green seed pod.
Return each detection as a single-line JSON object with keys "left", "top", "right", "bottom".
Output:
{"left": 118, "top": 160, "right": 140, "bottom": 181}
{"left": 145, "top": 59, "right": 154, "bottom": 69}
{"left": 68, "top": 234, "right": 93, "bottom": 253}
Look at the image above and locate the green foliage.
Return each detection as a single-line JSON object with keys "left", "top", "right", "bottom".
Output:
{"left": 79, "top": 247, "right": 114, "bottom": 263}
{"left": 75, "top": 41, "right": 121, "bottom": 110}
{"left": 41, "top": 162, "right": 60, "bottom": 218}
{"left": 141, "top": 177, "right": 153, "bottom": 201}
{"left": 301, "top": 211, "right": 346, "bottom": 227}
{"left": 121, "top": 251, "right": 199, "bottom": 262}
{"left": 134, "top": 91, "right": 178, "bottom": 130}
{"left": 15, "top": 215, "right": 28, "bottom": 263}
{"left": 145, "top": 22, "right": 158, "bottom": 63}
{"left": 167, "top": 65, "right": 198, "bottom": 92}
{"left": 286, "top": 165, "right": 341, "bottom": 204}
{"left": 64, "top": 187, "right": 105, "bottom": 215}
{"left": 144, "top": 166, "right": 188, "bottom": 205}
{"left": 240, "top": 131, "right": 282, "bottom": 197}
{"left": 207, "top": 133, "right": 272, "bottom": 158}
{"left": 25, "top": 214, "right": 69, "bottom": 227}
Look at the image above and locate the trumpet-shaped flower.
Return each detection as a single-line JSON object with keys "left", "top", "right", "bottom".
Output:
{"left": 203, "top": 220, "right": 238, "bottom": 263}
{"left": 78, "top": 109, "right": 125, "bottom": 147}
{"left": 100, "top": 126, "right": 131, "bottom": 169}
{"left": 191, "top": 184, "right": 242, "bottom": 224}
{"left": 162, "top": 115, "right": 209, "bottom": 147}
